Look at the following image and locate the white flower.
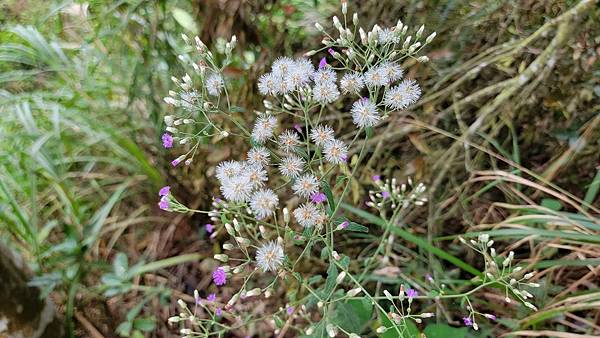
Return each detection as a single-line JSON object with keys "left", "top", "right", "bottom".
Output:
{"left": 310, "top": 124, "right": 335, "bottom": 146}
{"left": 255, "top": 241, "right": 285, "bottom": 272}
{"left": 323, "top": 139, "right": 348, "bottom": 165}
{"left": 312, "top": 83, "right": 340, "bottom": 104}
{"left": 244, "top": 164, "right": 268, "bottom": 188}
{"left": 278, "top": 130, "right": 300, "bottom": 153}
{"left": 351, "top": 98, "right": 380, "bottom": 128}
{"left": 292, "top": 173, "right": 319, "bottom": 198}
{"left": 252, "top": 115, "right": 277, "bottom": 143}
{"left": 293, "top": 203, "right": 319, "bottom": 227}
{"left": 380, "top": 61, "right": 404, "bottom": 84}
{"left": 340, "top": 72, "right": 365, "bottom": 94}
{"left": 294, "top": 58, "right": 315, "bottom": 80}
{"left": 216, "top": 160, "right": 245, "bottom": 182}
{"left": 272, "top": 56, "right": 294, "bottom": 77}
{"left": 285, "top": 63, "right": 312, "bottom": 90}
{"left": 250, "top": 189, "right": 279, "bottom": 219}
{"left": 313, "top": 69, "right": 337, "bottom": 85}
{"left": 220, "top": 176, "right": 252, "bottom": 202}
{"left": 279, "top": 155, "right": 305, "bottom": 178}
{"left": 364, "top": 65, "right": 388, "bottom": 87}
{"left": 378, "top": 28, "right": 400, "bottom": 44}
{"left": 258, "top": 73, "right": 278, "bottom": 96}
{"left": 206, "top": 74, "right": 224, "bottom": 96}
{"left": 384, "top": 79, "right": 421, "bottom": 110}
{"left": 247, "top": 146, "right": 270, "bottom": 167}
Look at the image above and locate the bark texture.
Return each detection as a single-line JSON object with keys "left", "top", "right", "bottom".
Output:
{"left": 0, "top": 243, "right": 63, "bottom": 338}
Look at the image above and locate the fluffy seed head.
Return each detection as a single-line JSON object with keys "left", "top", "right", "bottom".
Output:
{"left": 278, "top": 130, "right": 301, "bottom": 153}
{"left": 384, "top": 79, "right": 421, "bottom": 110}
{"left": 351, "top": 98, "right": 380, "bottom": 128}
{"left": 206, "top": 74, "right": 224, "bottom": 96}
{"left": 312, "top": 83, "right": 340, "bottom": 104}
{"left": 340, "top": 72, "right": 365, "bottom": 94}
{"left": 310, "top": 124, "right": 335, "bottom": 146}
{"left": 292, "top": 173, "right": 320, "bottom": 199}
{"left": 250, "top": 189, "right": 279, "bottom": 219}
{"left": 216, "top": 160, "right": 245, "bottom": 183}
{"left": 244, "top": 164, "right": 268, "bottom": 188}
{"left": 323, "top": 139, "right": 348, "bottom": 165}
{"left": 220, "top": 176, "right": 253, "bottom": 202}
{"left": 293, "top": 203, "right": 319, "bottom": 228}
{"left": 247, "top": 146, "right": 270, "bottom": 167}
{"left": 252, "top": 115, "right": 277, "bottom": 143}
{"left": 256, "top": 241, "right": 285, "bottom": 272}
{"left": 258, "top": 73, "right": 278, "bottom": 96}
{"left": 279, "top": 155, "right": 305, "bottom": 178}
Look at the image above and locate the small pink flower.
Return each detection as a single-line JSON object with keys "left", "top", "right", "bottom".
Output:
{"left": 382, "top": 191, "right": 391, "bottom": 199}
{"left": 406, "top": 288, "right": 418, "bottom": 299}
{"left": 207, "top": 293, "right": 216, "bottom": 302}
{"left": 286, "top": 306, "right": 294, "bottom": 315}
{"left": 293, "top": 123, "right": 303, "bottom": 133}
{"left": 158, "top": 186, "right": 170, "bottom": 196}
{"left": 162, "top": 133, "right": 173, "bottom": 148}
{"left": 216, "top": 307, "right": 222, "bottom": 316}
{"left": 339, "top": 221, "right": 349, "bottom": 229}
{"left": 158, "top": 197, "right": 169, "bottom": 210}
{"left": 463, "top": 317, "right": 473, "bottom": 326}
{"left": 205, "top": 223, "right": 214, "bottom": 233}
{"left": 212, "top": 267, "right": 227, "bottom": 286}
{"left": 328, "top": 48, "right": 335, "bottom": 55}
{"left": 372, "top": 175, "right": 381, "bottom": 182}
{"left": 171, "top": 158, "right": 182, "bottom": 167}
{"left": 311, "top": 192, "right": 327, "bottom": 204}
{"left": 318, "top": 57, "right": 328, "bottom": 69}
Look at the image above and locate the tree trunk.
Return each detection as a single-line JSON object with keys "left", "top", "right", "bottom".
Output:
{"left": 0, "top": 243, "right": 64, "bottom": 338}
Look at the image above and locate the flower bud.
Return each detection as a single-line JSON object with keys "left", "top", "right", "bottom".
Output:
{"left": 336, "top": 271, "right": 346, "bottom": 284}
{"left": 223, "top": 243, "right": 234, "bottom": 250}
{"left": 214, "top": 254, "right": 229, "bottom": 262}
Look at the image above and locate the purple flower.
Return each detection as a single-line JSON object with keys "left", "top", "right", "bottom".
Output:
{"left": 463, "top": 317, "right": 473, "bottom": 327}
{"left": 372, "top": 175, "right": 381, "bottom": 182}
{"left": 293, "top": 123, "right": 303, "bottom": 133}
{"left": 311, "top": 192, "right": 327, "bottom": 204}
{"left": 212, "top": 267, "right": 227, "bottom": 286}
{"left": 171, "top": 158, "right": 182, "bottom": 167}
{"left": 426, "top": 274, "right": 434, "bottom": 282}
{"left": 216, "top": 307, "right": 222, "bottom": 317}
{"left": 382, "top": 191, "right": 391, "bottom": 199}
{"left": 318, "top": 57, "right": 328, "bottom": 69}
{"left": 286, "top": 306, "right": 294, "bottom": 315}
{"left": 339, "top": 221, "right": 349, "bottom": 229}
{"left": 207, "top": 293, "right": 216, "bottom": 302}
{"left": 205, "top": 223, "right": 214, "bottom": 234}
{"left": 159, "top": 185, "right": 170, "bottom": 196}
{"left": 162, "top": 133, "right": 173, "bottom": 148}
{"left": 328, "top": 48, "right": 335, "bottom": 55}
{"left": 340, "top": 155, "right": 348, "bottom": 163}
{"left": 158, "top": 197, "right": 169, "bottom": 210}
{"left": 406, "top": 288, "right": 418, "bottom": 299}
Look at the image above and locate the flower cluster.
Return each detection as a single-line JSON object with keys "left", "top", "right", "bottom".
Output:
{"left": 367, "top": 175, "right": 428, "bottom": 210}
{"left": 158, "top": 2, "right": 540, "bottom": 337}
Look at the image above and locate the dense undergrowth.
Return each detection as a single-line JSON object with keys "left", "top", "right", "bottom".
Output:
{"left": 0, "top": 0, "right": 599, "bottom": 337}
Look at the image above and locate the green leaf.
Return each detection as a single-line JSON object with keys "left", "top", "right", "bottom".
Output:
{"left": 133, "top": 318, "right": 156, "bottom": 332}
{"left": 346, "top": 221, "right": 369, "bottom": 233}
{"left": 332, "top": 299, "right": 373, "bottom": 333}
{"left": 321, "top": 180, "right": 335, "bottom": 215}
{"left": 325, "top": 263, "right": 338, "bottom": 295}
{"left": 423, "top": 324, "right": 467, "bottom": 338}
{"left": 172, "top": 8, "right": 198, "bottom": 33}
{"left": 540, "top": 198, "right": 562, "bottom": 211}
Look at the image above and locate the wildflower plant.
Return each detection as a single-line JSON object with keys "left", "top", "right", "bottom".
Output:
{"left": 160, "top": 2, "right": 540, "bottom": 337}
